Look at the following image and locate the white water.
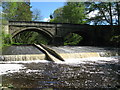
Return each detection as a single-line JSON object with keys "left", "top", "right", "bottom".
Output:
{"left": 0, "top": 56, "right": 119, "bottom": 75}
{"left": 56, "top": 56, "right": 119, "bottom": 65}
{"left": 0, "top": 64, "right": 25, "bottom": 75}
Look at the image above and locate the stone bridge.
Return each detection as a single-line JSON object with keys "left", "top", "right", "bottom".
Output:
{"left": 4, "top": 21, "right": 120, "bottom": 46}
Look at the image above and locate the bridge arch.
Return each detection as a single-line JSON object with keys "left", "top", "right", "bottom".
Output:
{"left": 12, "top": 27, "right": 54, "bottom": 44}
{"left": 63, "top": 30, "right": 92, "bottom": 45}
{"left": 12, "top": 27, "right": 53, "bottom": 38}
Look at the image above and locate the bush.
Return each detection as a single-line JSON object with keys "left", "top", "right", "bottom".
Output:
{"left": 64, "top": 33, "right": 83, "bottom": 45}
{"left": 2, "top": 31, "right": 12, "bottom": 47}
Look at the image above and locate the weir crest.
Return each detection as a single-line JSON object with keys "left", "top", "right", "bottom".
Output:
{"left": 0, "top": 44, "right": 119, "bottom": 61}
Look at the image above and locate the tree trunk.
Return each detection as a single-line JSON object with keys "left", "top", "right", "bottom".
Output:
{"left": 109, "top": 2, "right": 113, "bottom": 25}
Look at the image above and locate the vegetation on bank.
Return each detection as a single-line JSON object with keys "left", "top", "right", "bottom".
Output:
{"left": 1, "top": 2, "right": 120, "bottom": 47}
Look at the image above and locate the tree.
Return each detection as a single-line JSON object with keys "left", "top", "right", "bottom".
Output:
{"left": 51, "top": 2, "right": 86, "bottom": 24}
{"left": 32, "top": 9, "right": 41, "bottom": 21}
{"left": 62, "top": 2, "right": 86, "bottom": 24}
{"left": 2, "top": 2, "right": 32, "bottom": 21}
{"left": 85, "top": 2, "right": 119, "bottom": 25}
{"left": 50, "top": 7, "right": 64, "bottom": 23}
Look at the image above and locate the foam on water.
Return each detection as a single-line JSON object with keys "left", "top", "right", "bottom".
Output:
{"left": 0, "top": 64, "right": 25, "bottom": 75}
{"left": 0, "top": 56, "right": 119, "bottom": 75}
{"left": 55, "top": 56, "right": 119, "bottom": 65}
{"left": 0, "top": 60, "right": 49, "bottom": 75}
{"left": 0, "top": 56, "right": 119, "bottom": 65}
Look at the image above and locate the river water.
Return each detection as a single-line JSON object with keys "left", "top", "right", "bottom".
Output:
{"left": 0, "top": 46, "right": 120, "bottom": 89}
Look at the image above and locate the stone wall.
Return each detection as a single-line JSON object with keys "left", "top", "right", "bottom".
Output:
{"left": 7, "top": 21, "right": 120, "bottom": 46}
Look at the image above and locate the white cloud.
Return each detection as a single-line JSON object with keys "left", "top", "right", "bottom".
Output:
{"left": 88, "top": 10, "right": 99, "bottom": 18}
{"left": 42, "top": 17, "right": 50, "bottom": 22}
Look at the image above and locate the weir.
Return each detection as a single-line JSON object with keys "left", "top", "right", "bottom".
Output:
{"left": 0, "top": 44, "right": 119, "bottom": 61}
{"left": 1, "top": 44, "right": 65, "bottom": 62}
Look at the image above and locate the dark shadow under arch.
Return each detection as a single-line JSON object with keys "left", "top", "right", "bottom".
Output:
{"left": 63, "top": 31, "right": 92, "bottom": 46}
{"left": 12, "top": 28, "right": 53, "bottom": 44}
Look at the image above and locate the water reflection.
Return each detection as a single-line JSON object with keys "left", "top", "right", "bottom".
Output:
{"left": 2, "top": 58, "right": 120, "bottom": 89}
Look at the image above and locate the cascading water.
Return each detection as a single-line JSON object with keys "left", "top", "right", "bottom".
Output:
{"left": 1, "top": 45, "right": 119, "bottom": 61}
{"left": 0, "top": 45, "right": 119, "bottom": 89}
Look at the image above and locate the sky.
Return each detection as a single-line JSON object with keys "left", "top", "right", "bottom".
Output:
{"left": 31, "top": 2, "right": 65, "bottom": 22}
{"left": 30, "top": 2, "right": 99, "bottom": 23}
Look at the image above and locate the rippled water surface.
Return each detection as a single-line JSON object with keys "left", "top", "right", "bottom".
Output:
{"left": 1, "top": 57, "right": 120, "bottom": 89}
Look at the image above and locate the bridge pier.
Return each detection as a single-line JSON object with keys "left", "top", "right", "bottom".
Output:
{"left": 52, "top": 36, "right": 64, "bottom": 46}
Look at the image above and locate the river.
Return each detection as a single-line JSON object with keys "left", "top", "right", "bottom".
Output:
{"left": 0, "top": 46, "right": 120, "bottom": 89}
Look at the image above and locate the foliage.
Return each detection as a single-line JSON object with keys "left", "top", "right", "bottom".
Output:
{"left": 13, "top": 31, "right": 50, "bottom": 45}
{"left": 2, "top": 31, "right": 12, "bottom": 47}
{"left": 50, "top": 8, "right": 64, "bottom": 23}
{"left": 64, "top": 33, "right": 83, "bottom": 46}
{"left": 85, "top": 2, "right": 119, "bottom": 25}
{"left": 2, "top": 2, "right": 32, "bottom": 21}
{"left": 62, "top": 2, "right": 86, "bottom": 24}
{"left": 49, "top": 19, "right": 54, "bottom": 22}
{"left": 51, "top": 2, "right": 86, "bottom": 24}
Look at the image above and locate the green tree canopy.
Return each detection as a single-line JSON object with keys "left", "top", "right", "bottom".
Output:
{"left": 2, "top": 2, "right": 32, "bottom": 21}
{"left": 51, "top": 2, "right": 86, "bottom": 24}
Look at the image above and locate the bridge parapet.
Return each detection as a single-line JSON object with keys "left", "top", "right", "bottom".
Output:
{"left": 9, "top": 21, "right": 56, "bottom": 27}
{"left": 9, "top": 21, "right": 89, "bottom": 28}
